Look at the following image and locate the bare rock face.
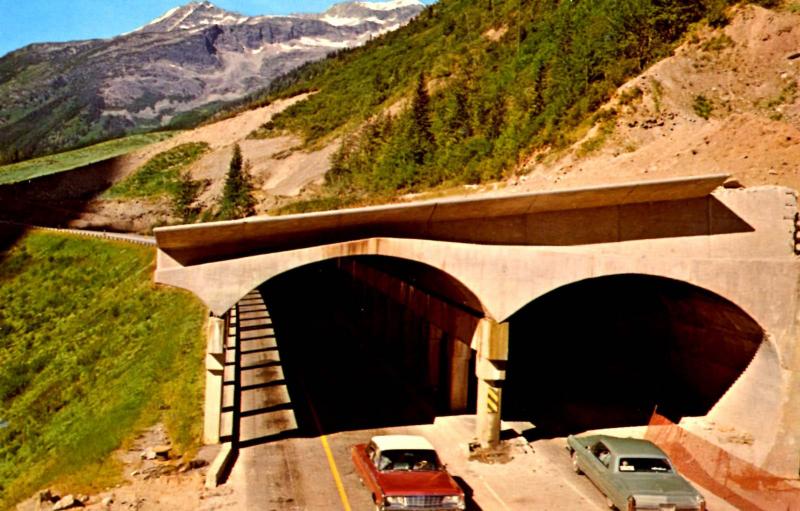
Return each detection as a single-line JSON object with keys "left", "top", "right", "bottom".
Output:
{"left": 51, "top": 494, "right": 83, "bottom": 510}
{"left": 0, "top": 0, "right": 424, "bottom": 161}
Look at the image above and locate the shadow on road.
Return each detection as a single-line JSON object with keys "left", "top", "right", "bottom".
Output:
{"left": 453, "top": 476, "right": 484, "bottom": 511}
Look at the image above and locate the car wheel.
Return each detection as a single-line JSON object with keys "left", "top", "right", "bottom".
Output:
{"left": 571, "top": 451, "right": 583, "bottom": 474}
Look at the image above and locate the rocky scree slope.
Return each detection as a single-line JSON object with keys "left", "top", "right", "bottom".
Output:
{"left": 516, "top": 3, "right": 800, "bottom": 195}
{"left": 248, "top": 0, "right": 799, "bottom": 210}
{"left": 0, "top": 0, "right": 423, "bottom": 163}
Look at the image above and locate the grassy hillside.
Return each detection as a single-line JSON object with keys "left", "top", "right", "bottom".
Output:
{"left": 0, "top": 232, "right": 206, "bottom": 508}
{"left": 246, "top": 0, "right": 773, "bottom": 207}
{"left": 0, "top": 132, "right": 176, "bottom": 186}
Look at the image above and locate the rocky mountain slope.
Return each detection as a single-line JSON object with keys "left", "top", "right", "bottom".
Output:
{"left": 64, "top": 3, "right": 800, "bottom": 234}
{"left": 516, "top": 3, "right": 800, "bottom": 195}
{"left": 0, "top": 0, "right": 423, "bottom": 163}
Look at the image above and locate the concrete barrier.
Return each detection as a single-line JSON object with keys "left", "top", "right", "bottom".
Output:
{"left": 204, "top": 442, "right": 235, "bottom": 489}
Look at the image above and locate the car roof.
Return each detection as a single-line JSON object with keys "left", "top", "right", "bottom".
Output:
{"left": 372, "top": 435, "right": 435, "bottom": 452}
{"left": 593, "top": 436, "right": 668, "bottom": 457}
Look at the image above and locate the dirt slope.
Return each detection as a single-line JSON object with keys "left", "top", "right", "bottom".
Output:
{"left": 73, "top": 93, "right": 337, "bottom": 232}
{"left": 514, "top": 4, "right": 800, "bottom": 194}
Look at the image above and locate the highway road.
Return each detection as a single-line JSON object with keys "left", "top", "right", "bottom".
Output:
{"left": 221, "top": 289, "right": 736, "bottom": 510}
{"left": 227, "top": 417, "right": 736, "bottom": 510}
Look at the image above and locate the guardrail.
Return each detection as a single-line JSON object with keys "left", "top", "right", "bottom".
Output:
{"left": 0, "top": 220, "right": 155, "bottom": 246}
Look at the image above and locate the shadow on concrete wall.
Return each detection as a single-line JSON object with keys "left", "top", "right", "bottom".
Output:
{"left": 159, "top": 195, "right": 755, "bottom": 266}
{"left": 646, "top": 412, "right": 800, "bottom": 510}
{"left": 503, "top": 274, "right": 763, "bottom": 441}
{"left": 259, "top": 257, "right": 481, "bottom": 437}
{"left": 421, "top": 196, "right": 754, "bottom": 247}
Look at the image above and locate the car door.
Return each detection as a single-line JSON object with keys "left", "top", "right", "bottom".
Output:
{"left": 585, "top": 442, "right": 616, "bottom": 501}
{"left": 361, "top": 443, "right": 384, "bottom": 502}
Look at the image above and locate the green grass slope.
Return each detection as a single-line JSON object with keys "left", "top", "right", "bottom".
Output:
{"left": 247, "top": 0, "right": 773, "bottom": 207}
{"left": 0, "top": 132, "right": 176, "bottom": 186}
{"left": 0, "top": 232, "right": 206, "bottom": 508}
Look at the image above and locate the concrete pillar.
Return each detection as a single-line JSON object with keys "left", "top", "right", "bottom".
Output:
{"left": 473, "top": 319, "right": 509, "bottom": 448}
{"left": 203, "top": 314, "right": 226, "bottom": 445}
{"left": 449, "top": 337, "right": 472, "bottom": 412}
{"left": 476, "top": 379, "right": 503, "bottom": 446}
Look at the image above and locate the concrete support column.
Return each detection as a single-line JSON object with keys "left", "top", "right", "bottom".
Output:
{"left": 449, "top": 338, "right": 472, "bottom": 412}
{"left": 476, "top": 379, "right": 503, "bottom": 446}
{"left": 473, "top": 319, "right": 509, "bottom": 448}
{"left": 203, "top": 314, "right": 226, "bottom": 445}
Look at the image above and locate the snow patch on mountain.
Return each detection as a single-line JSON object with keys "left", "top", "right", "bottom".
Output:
{"left": 357, "top": 0, "right": 424, "bottom": 11}
{"left": 133, "top": 0, "right": 423, "bottom": 34}
{"left": 321, "top": 15, "right": 367, "bottom": 26}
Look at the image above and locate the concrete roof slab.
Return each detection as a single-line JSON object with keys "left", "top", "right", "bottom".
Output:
{"left": 155, "top": 174, "right": 729, "bottom": 265}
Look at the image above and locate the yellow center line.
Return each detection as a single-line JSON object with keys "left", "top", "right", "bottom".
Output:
{"left": 320, "top": 434, "right": 352, "bottom": 511}
{"left": 302, "top": 381, "right": 351, "bottom": 511}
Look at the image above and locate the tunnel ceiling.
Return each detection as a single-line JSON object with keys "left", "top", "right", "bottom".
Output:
{"left": 354, "top": 256, "right": 484, "bottom": 315}
{"left": 503, "top": 274, "right": 764, "bottom": 438}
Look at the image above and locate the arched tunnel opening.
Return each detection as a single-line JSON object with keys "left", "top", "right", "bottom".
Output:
{"left": 503, "top": 274, "right": 764, "bottom": 439}
{"left": 258, "top": 256, "right": 482, "bottom": 437}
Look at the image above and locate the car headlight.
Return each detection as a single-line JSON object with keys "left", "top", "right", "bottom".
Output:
{"left": 385, "top": 496, "right": 407, "bottom": 506}
{"left": 442, "top": 495, "right": 465, "bottom": 509}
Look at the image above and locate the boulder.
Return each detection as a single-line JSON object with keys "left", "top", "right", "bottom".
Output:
{"left": 52, "top": 494, "right": 83, "bottom": 510}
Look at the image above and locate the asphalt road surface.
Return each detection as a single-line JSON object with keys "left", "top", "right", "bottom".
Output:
{"left": 223, "top": 289, "right": 736, "bottom": 510}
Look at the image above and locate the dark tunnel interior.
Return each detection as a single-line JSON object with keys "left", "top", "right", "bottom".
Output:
{"left": 260, "top": 257, "right": 479, "bottom": 437}
{"left": 503, "top": 274, "right": 764, "bottom": 439}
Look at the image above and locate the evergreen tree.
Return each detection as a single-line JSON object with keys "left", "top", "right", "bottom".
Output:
{"left": 218, "top": 144, "right": 256, "bottom": 220}
{"left": 174, "top": 171, "right": 203, "bottom": 223}
{"left": 410, "top": 71, "right": 435, "bottom": 165}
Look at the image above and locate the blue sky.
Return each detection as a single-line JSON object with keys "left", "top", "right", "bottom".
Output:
{"left": 0, "top": 0, "right": 428, "bottom": 57}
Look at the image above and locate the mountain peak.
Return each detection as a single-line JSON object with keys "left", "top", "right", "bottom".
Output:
{"left": 132, "top": 1, "right": 249, "bottom": 34}
{"left": 320, "top": 0, "right": 424, "bottom": 27}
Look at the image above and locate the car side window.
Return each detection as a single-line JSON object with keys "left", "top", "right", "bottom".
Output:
{"left": 377, "top": 455, "right": 392, "bottom": 470}
{"left": 592, "top": 442, "right": 612, "bottom": 468}
{"left": 367, "top": 443, "right": 378, "bottom": 466}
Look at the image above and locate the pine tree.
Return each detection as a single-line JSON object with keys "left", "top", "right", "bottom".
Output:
{"left": 174, "top": 172, "right": 199, "bottom": 222}
{"left": 218, "top": 144, "right": 256, "bottom": 220}
{"left": 410, "top": 71, "right": 435, "bottom": 165}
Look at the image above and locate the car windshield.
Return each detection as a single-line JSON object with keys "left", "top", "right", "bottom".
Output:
{"left": 378, "top": 449, "right": 441, "bottom": 471}
{"left": 618, "top": 457, "right": 673, "bottom": 473}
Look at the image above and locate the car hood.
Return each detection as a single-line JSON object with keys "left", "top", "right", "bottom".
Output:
{"left": 376, "top": 470, "right": 462, "bottom": 496}
{"left": 620, "top": 474, "right": 700, "bottom": 497}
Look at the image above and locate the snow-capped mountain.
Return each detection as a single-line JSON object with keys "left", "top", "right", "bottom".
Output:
{"left": 0, "top": 0, "right": 425, "bottom": 161}
{"left": 131, "top": 0, "right": 425, "bottom": 32}
{"left": 130, "top": 1, "right": 251, "bottom": 33}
